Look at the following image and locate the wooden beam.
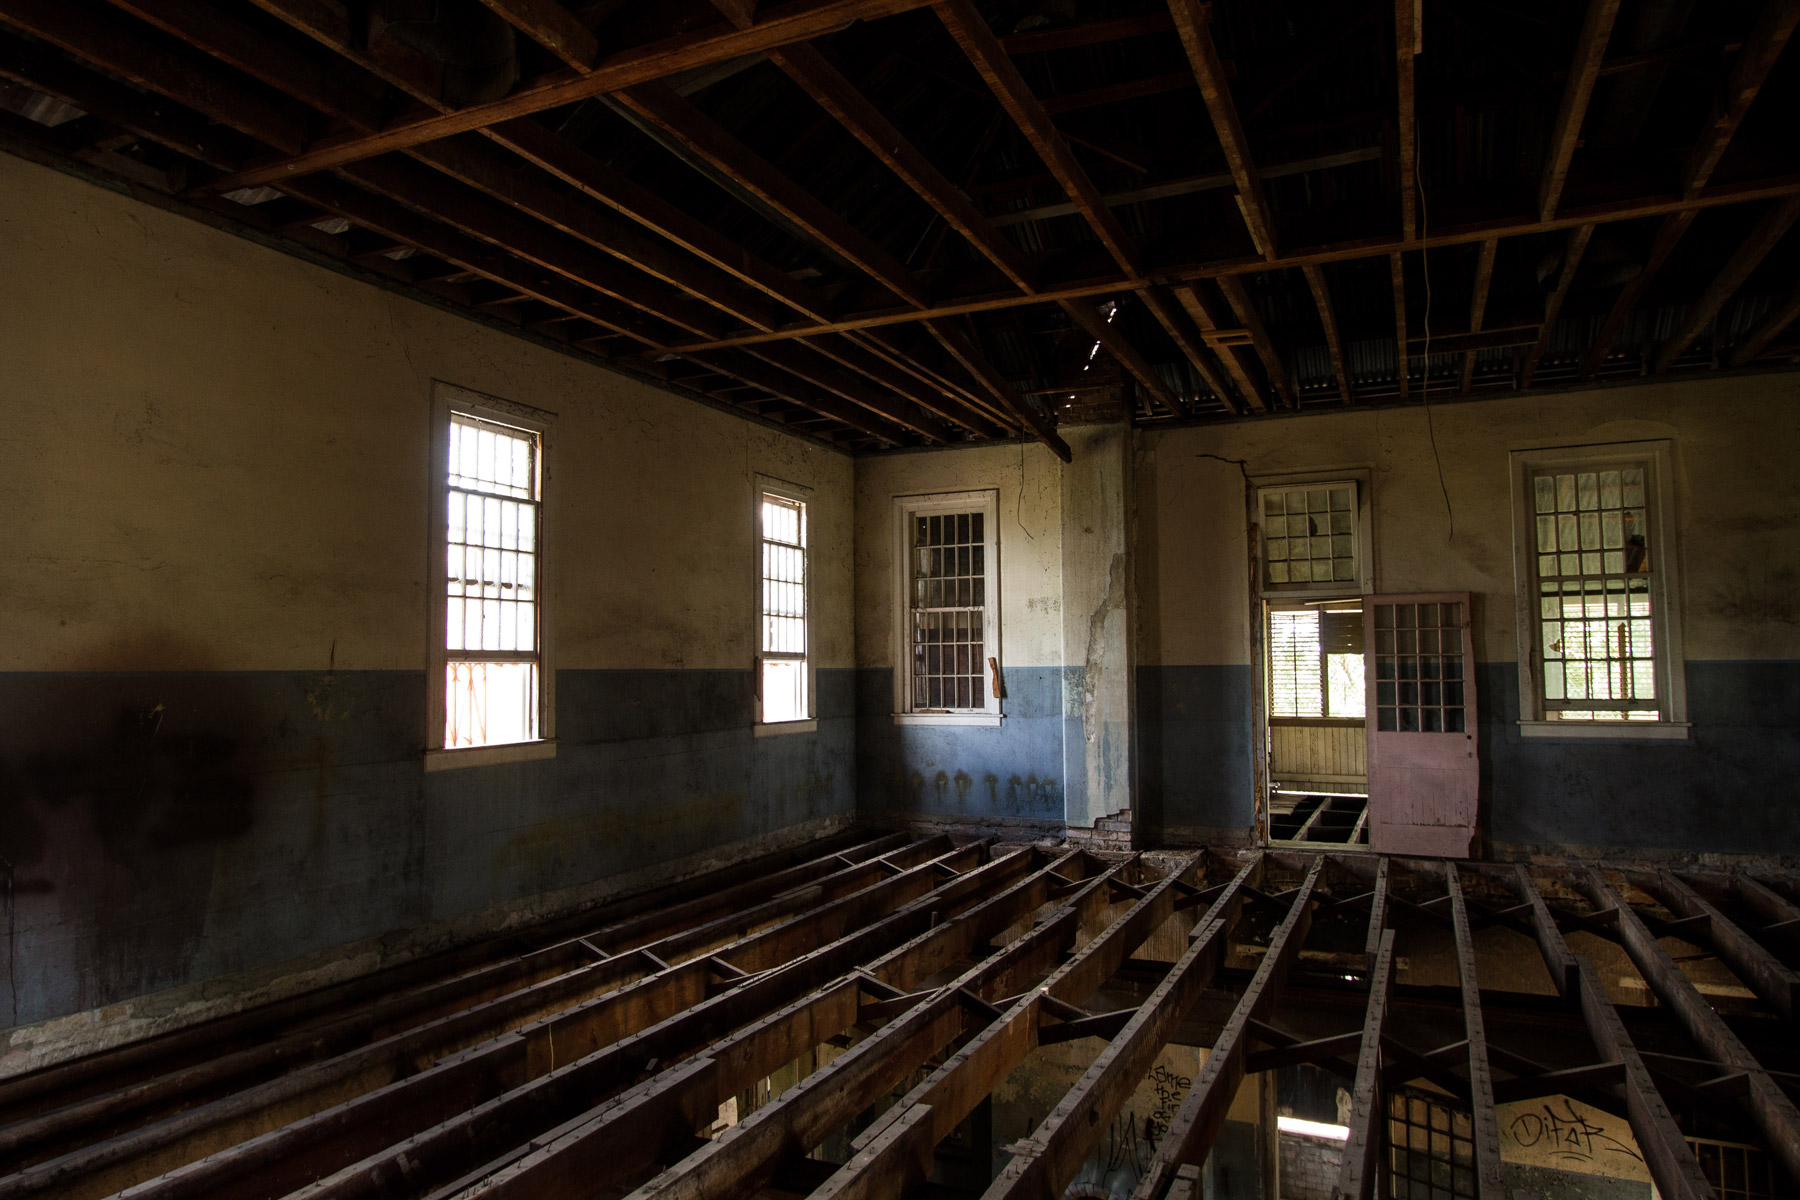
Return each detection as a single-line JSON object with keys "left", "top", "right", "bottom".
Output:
{"left": 211, "top": 0, "right": 942, "bottom": 191}
{"left": 1169, "top": 0, "right": 1275, "bottom": 258}
{"left": 737, "top": 340, "right": 952, "bottom": 441}
{"left": 1335, "top": 927, "right": 1396, "bottom": 1200}
{"left": 688, "top": 352, "right": 909, "bottom": 444}
{"left": 801, "top": 335, "right": 1006, "bottom": 437}
{"left": 0, "top": 30, "right": 248, "bottom": 169}
{"left": 613, "top": 81, "right": 929, "bottom": 310}
{"left": 1394, "top": 0, "right": 1417, "bottom": 240}
{"left": 1177, "top": 282, "right": 1269, "bottom": 411}
{"left": 1459, "top": 237, "right": 1498, "bottom": 392}
{"left": 1363, "top": 856, "right": 1390, "bottom": 971}
{"left": 1538, "top": 0, "right": 1622, "bottom": 222}
{"left": 987, "top": 146, "right": 1383, "bottom": 228}
{"left": 1446, "top": 866, "right": 1505, "bottom": 1200}
{"left": 923, "top": 319, "right": 1072, "bottom": 461}
{"left": 933, "top": 0, "right": 1138, "bottom": 277}
{"left": 1682, "top": 0, "right": 1800, "bottom": 195}
{"left": 998, "top": 12, "right": 1174, "bottom": 54}
{"left": 1579, "top": 211, "right": 1695, "bottom": 378}
{"left": 616, "top": 862, "right": 1149, "bottom": 1200}
{"left": 1727, "top": 276, "right": 1800, "bottom": 366}
{"left": 1217, "top": 274, "right": 1294, "bottom": 407}
{"left": 809, "top": 857, "right": 1211, "bottom": 1200}
{"left": 1574, "top": 958, "right": 1716, "bottom": 1200}
{"left": 339, "top": 155, "right": 728, "bottom": 338}
{"left": 1059, "top": 298, "right": 1182, "bottom": 418}
{"left": 409, "top": 135, "right": 791, "bottom": 334}
{"left": 1577, "top": 870, "right": 1800, "bottom": 1186}
{"left": 1390, "top": 250, "right": 1409, "bottom": 398}
{"left": 1650, "top": 872, "right": 1799, "bottom": 1022}
{"left": 1520, "top": 222, "right": 1594, "bottom": 386}
{"left": 104, "top": 0, "right": 383, "bottom": 131}
{"left": 1653, "top": 196, "right": 1800, "bottom": 372}
{"left": 847, "top": 329, "right": 1021, "bottom": 432}
{"left": 17, "top": 837, "right": 978, "bottom": 1199}
{"left": 1140, "top": 286, "right": 1239, "bottom": 414}
{"left": 986, "top": 856, "right": 1268, "bottom": 1199}
{"left": 766, "top": 42, "right": 1033, "bottom": 294}
{"left": 1736, "top": 875, "right": 1800, "bottom": 939}
{"left": 0, "top": 0, "right": 308, "bottom": 153}
{"left": 1134, "top": 859, "right": 1321, "bottom": 1198}
{"left": 1302, "top": 263, "right": 1352, "bottom": 403}
{"left": 476, "top": 0, "right": 600, "bottom": 72}
{"left": 660, "top": 174, "right": 1800, "bottom": 354}
{"left": 484, "top": 118, "right": 832, "bottom": 324}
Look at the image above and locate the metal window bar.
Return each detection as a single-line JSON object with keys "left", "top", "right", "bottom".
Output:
{"left": 1387, "top": 1087, "right": 1479, "bottom": 1200}
{"left": 760, "top": 494, "right": 807, "bottom": 722}
{"left": 445, "top": 413, "right": 541, "bottom": 747}
{"left": 1530, "top": 465, "right": 1661, "bottom": 721}
{"left": 1688, "top": 1137, "right": 1777, "bottom": 1200}
{"left": 910, "top": 511, "right": 988, "bottom": 711}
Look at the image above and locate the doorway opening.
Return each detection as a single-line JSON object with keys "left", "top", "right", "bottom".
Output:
{"left": 1265, "top": 598, "right": 1369, "bottom": 846}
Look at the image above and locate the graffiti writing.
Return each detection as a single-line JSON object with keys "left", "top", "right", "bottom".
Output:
{"left": 1507, "top": 1098, "right": 1643, "bottom": 1166}
{"left": 1144, "top": 1063, "right": 1193, "bottom": 1145}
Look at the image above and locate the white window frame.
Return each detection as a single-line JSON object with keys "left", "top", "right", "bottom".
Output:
{"left": 1508, "top": 440, "right": 1689, "bottom": 740}
{"left": 892, "top": 489, "right": 1001, "bottom": 727}
{"left": 425, "top": 382, "right": 556, "bottom": 771}
{"left": 755, "top": 475, "right": 816, "bottom": 737}
{"left": 1253, "top": 475, "right": 1374, "bottom": 599}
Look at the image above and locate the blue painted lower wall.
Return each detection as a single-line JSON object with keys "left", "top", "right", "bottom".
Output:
{"left": 1134, "top": 665, "right": 1257, "bottom": 842}
{"left": 0, "top": 668, "right": 854, "bottom": 1026}
{"left": 855, "top": 667, "right": 1072, "bottom": 825}
{"left": 1481, "top": 660, "right": 1800, "bottom": 855}
{"left": 1129, "top": 660, "right": 1800, "bottom": 855}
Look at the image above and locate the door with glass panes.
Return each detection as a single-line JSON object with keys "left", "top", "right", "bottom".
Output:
{"left": 1363, "top": 593, "right": 1480, "bottom": 858}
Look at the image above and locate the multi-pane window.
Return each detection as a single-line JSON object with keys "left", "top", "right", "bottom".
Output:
{"left": 895, "top": 492, "right": 999, "bottom": 719}
{"left": 1529, "top": 464, "right": 1659, "bottom": 721}
{"left": 1260, "top": 482, "right": 1358, "bottom": 588}
{"left": 912, "top": 511, "right": 986, "bottom": 710}
{"left": 1269, "top": 606, "right": 1366, "bottom": 719}
{"left": 759, "top": 491, "right": 808, "bottom": 724}
{"left": 443, "top": 411, "right": 542, "bottom": 748}
{"left": 1370, "top": 599, "right": 1467, "bottom": 733}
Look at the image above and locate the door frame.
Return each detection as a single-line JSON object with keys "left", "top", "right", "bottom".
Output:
{"left": 1246, "top": 468, "right": 1377, "bottom": 846}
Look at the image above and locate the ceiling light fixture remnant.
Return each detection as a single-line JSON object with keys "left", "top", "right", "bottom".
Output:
{"left": 311, "top": 217, "right": 351, "bottom": 235}
{"left": 222, "top": 186, "right": 282, "bottom": 206}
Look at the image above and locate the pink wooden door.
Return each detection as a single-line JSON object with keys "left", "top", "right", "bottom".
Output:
{"left": 1364, "top": 594, "right": 1480, "bottom": 858}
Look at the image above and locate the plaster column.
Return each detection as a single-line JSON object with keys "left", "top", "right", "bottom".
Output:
{"left": 1059, "top": 422, "right": 1135, "bottom": 830}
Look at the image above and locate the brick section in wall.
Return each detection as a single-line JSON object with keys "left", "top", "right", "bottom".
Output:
{"left": 1280, "top": 1130, "right": 1347, "bottom": 1200}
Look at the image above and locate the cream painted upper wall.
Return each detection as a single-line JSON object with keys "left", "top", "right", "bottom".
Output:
{"left": 855, "top": 441, "right": 1065, "bottom": 669}
{"left": 0, "top": 156, "right": 852, "bottom": 672}
{"left": 1140, "top": 377, "right": 1800, "bottom": 666}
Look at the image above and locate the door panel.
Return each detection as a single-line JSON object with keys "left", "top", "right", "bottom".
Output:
{"left": 1364, "top": 593, "right": 1480, "bottom": 857}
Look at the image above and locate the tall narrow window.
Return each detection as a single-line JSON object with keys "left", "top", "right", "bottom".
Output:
{"left": 893, "top": 491, "right": 1000, "bottom": 723}
{"left": 1510, "top": 442, "right": 1686, "bottom": 737}
{"left": 758, "top": 485, "right": 809, "bottom": 725}
{"left": 428, "top": 384, "right": 554, "bottom": 766}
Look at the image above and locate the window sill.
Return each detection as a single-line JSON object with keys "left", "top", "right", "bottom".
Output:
{"left": 755, "top": 719, "right": 817, "bottom": 738}
{"left": 894, "top": 712, "right": 1003, "bottom": 727}
{"left": 1517, "top": 721, "right": 1690, "bottom": 741}
{"left": 425, "top": 740, "right": 557, "bottom": 771}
